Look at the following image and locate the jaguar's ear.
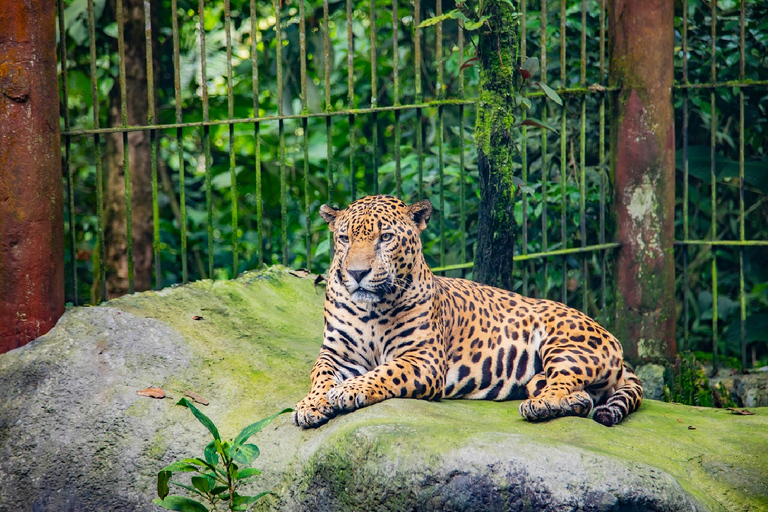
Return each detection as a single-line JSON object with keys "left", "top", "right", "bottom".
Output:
{"left": 319, "top": 204, "right": 340, "bottom": 232}
{"left": 407, "top": 199, "right": 433, "bottom": 232}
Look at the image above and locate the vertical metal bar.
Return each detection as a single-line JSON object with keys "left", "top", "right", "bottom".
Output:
{"left": 347, "top": 0, "right": 356, "bottom": 200}
{"left": 521, "top": 0, "right": 528, "bottom": 296}
{"left": 458, "top": 16, "right": 466, "bottom": 265}
{"left": 87, "top": 0, "right": 106, "bottom": 301}
{"left": 540, "top": 0, "right": 549, "bottom": 298}
{"left": 250, "top": 0, "right": 262, "bottom": 269}
{"left": 599, "top": 0, "right": 606, "bottom": 323}
{"left": 413, "top": 0, "right": 422, "bottom": 199}
{"left": 275, "top": 0, "right": 287, "bottom": 265}
{"left": 58, "top": 0, "right": 77, "bottom": 305}
{"left": 436, "top": 0, "right": 445, "bottom": 268}
{"left": 710, "top": 0, "right": 718, "bottom": 374}
{"left": 579, "top": 0, "right": 587, "bottom": 311}
{"left": 172, "top": 0, "right": 188, "bottom": 283}
{"left": 301, "top": 0, "right": 311, "bottom": 269}
{"left": 199, "top": 0, "right": 213, "bottom": 279}
{"left": 739, "top": 0, "right": 746, "bottom": 370}
{"left": 323, "top": 0, "right": 334, "bottom": 257}
{"left": 225, "top": 0, "right": 238, "bottom": 276}
{"left": 370, "top": 0, "right": 379, "bottom": 195}
{"left": 144, "top": 0, "right": 160, "bottom": 289}
{"left": 393, "top": 0, "right": 402, "bottom": 198}
{"left": 116, "top": 0, "right": 134, "bottom": 293}
{"left": 560, "top": 0, "right": 566, "bottom": 305}
{"left": 682, "top": 0, "right": 689, "bottom": 350}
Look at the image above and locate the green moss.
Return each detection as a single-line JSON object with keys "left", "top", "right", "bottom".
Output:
{"left": 284, "top": 399, "right": 768, "bottom": 511}
{"left": 107, "top": 266, "right": 324, "bottom": 433}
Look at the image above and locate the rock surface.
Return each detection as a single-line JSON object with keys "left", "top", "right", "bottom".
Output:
{"left": 635, "top": 363, "right": 665, "bottom": 400}
{"left": 0, "top": 267, "right": 766, "bottom": 512}
{"left": 711, "top": 371, "right": 768, "bottom": 408}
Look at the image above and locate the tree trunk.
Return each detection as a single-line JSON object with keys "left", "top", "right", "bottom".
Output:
{"left": 609, "top": 0, "right": 676, "bottom": 362}
{"left": 103, "top": 0, "right": 154, "bottom": 299}
{"left": 473, "top": 0, "right": 520, "bottom": 292}
{"left": 0, "top": 0, "right": 64, "bottom": 352}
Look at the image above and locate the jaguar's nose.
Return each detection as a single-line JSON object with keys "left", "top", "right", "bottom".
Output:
{"left": 347, "top": 268, "right": 371, "bottom": 284}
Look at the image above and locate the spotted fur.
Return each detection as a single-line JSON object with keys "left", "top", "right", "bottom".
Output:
{"left": 293, "top": 195, "right": 642, "bottom": 428}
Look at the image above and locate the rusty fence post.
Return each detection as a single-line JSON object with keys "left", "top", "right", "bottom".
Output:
{"left": 608, "top": 0, "right": 676, "bottom": 362}
{"left": 0, "top": 0, "right": 64, "bottom": 353}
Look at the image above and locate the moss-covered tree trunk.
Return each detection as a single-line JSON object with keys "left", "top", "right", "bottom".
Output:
{"left": 473, "top": 1, "right": 521, "bottom": 292}
{"left": 609, "top": 0, "right": 676, "bottom": 362}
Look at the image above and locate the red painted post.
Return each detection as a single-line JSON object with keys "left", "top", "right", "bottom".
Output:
{"left": 0, "top": 0, "right": 65, "bottom": 353}
{"left": 609, "top": 0, "right": 676, "bottom": 362}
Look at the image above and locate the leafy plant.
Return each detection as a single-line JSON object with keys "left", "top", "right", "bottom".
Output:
{"left": 663, "top": 352, "right": 735, "bottom": 408}
{"left": 154, "top": 398, "right": 292, "bottom": 512}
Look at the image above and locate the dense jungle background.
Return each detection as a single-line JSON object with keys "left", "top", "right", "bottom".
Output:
{"left": 57, "top": 0, "right": 768, "bottom": 366}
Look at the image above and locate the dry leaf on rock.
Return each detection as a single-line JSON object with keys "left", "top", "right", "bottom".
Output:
{"left": 727, "top": 407, "right": 755, "bottom": 416}
{"left": 136, "top": 387, "right": 166, "bottom": 399}
{"left": 185, "top": 390, "right": 210, "bottom": 406}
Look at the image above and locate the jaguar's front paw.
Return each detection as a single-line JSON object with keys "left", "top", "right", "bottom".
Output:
{"left": 519, "top": 397, "right": 556, "bottom": 421}
{"left": 293, "top": 395, "right": 336, "bottom": 428}
{"left": 326, "top": 380, "right": 374, "bottom": 412}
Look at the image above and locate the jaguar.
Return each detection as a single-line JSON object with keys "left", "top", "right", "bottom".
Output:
{"left": 293, "top": 195, "right": 642, "bottom": 428}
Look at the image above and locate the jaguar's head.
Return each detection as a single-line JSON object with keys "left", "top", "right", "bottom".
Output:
{"left": 320, "top": 195, "right": 432, "bottom": 304}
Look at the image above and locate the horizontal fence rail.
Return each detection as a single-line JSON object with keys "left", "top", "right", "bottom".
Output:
{"left": 56, "top": 0, "right": 768, "bottom": 369}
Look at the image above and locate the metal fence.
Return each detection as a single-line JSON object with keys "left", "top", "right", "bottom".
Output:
{"left": 56, "top": 0, "right": 767, "bottom": 368}
{"left": 675, "top": 0, "right": 768, "bottom": 371}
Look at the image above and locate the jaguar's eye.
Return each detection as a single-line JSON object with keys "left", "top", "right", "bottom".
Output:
{"left": 338, "top": 234, "right": 349, "bottom": 243}
{"left": 380, "top": 232, "right": 394, "bottom": 242}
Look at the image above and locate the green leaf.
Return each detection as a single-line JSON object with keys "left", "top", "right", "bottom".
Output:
{"left": 177, "top": 398, "right": 220, "bottom": 441}
{"left": 235, "top": 467, "right": 262, "bottom": 481}
{"left": 228, "top": 462, "right": 239, "bottom": 481}
{"left": 152, "top": 495, "right": 209, "bottom": 512}
{"left": 180, "top": 458, "right": 216, "bottom": 471}
{"left": 522, "top": 56, "right": 539, "bottom": 75}
{"left": 159, "top": 461, "right": 201, "bottom": 473}
{"left": 521, "top": 97, "right": 532, "bottom": 109}
{"left": 499, "top": 0, "right": 517, "bottom": 10}
{"left": 232, "top": 492, "right": 270, "bottom": 506}
{"left": 513, "top": 176, "right": 535, "bottom": 195}
{"left": 534, "top": 82, "right": 563, "bottom": 106}
{"left": 232, "top": 444, "right": 260, "bottom": 465}
{"left": 674, "top": 146, "right": 768, "bottom": 194}
{"left": 210, "top": 485, "right": 228, "bottom": 495}
{"left": 519, "top": 118, "right": 559, "bottom": 134}
{"left": 233, "top": 408, "right": 292, "bottom": 446}
{"left": 158, "top": 471, "right": 171, "bottom": 500}
{"left": 191, "top": 476, "right": 213, "bottom": 494}
{"left": 417, "top": 9, "right": 466, "bottom": 28}
{"left": 465, "top": 15, "right": 490, "bottom": 31}
{"left": 204, "top": 441, "right": 219, "bottom": 467}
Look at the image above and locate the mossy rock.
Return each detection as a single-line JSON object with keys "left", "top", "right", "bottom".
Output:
{"left": 0, "top": 267, "right": 766, "bottom": 511}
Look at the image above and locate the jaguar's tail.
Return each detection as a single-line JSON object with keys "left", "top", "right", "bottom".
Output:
{"left": 592, "top": 363, "right": 643, "bottom": 426}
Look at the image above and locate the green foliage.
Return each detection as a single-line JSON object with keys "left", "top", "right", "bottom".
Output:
{"left": 56, "top": 0, "right": 767, "bottom": 366}
{"left": 663, "top": 352, "right": 735, "bottom": 408}
{"left": 672, "top": 0, "right": 768, "bottom": 366}
{"left": 153, "top": 399, "right": 291, "bottom": 512}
